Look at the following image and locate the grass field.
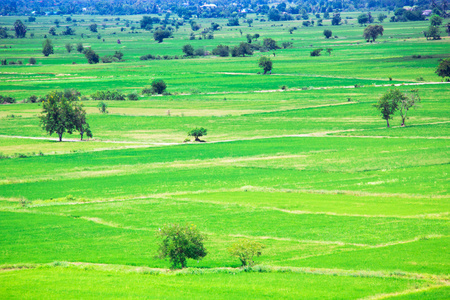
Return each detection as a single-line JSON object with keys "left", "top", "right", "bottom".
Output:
{"left": 0, "top": 12, "right": 449, "bottom": 299}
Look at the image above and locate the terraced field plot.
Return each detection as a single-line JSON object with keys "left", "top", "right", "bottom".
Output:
{"left": 0, "top": 13, "right": 449, "bottom": 299}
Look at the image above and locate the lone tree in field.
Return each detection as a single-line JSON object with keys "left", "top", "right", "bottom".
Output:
{"left": 258, "top": 56, "right": 273, "bottom": 74}
{"left": 436, "top": 58, "right": 450, "bottom": 79}
{"left": 182, "top": 44, "right": 195, "bottom": 56}
{"left": 397, "top": 89, "right": 420, "bottom": 127}
{"left": 65, "top": 43, "right": 73, "bottom": 53}
{"left": 40, "top": 91, "right": 91, "bottom": 141}
{"left": 188, "top": 127, "right": 207, "bottom": 142}
{"left": 76, "top": 42, "right": 84, "bottom": 53}
{"left": 156, "top": 223, "right": 207, "bottom": 269}
{"left": 13, "top": 20, "right": 27, "bottom": 38}
{"left": 84, "top": 48, "right": 99, "bottom": 64}
{"left": 323, "top": 29, "right": 332, "bottom": 39}
{"left": 228, "top": 239, "right": 265, "bottom": 267}
{"left": 151, "top": 79, "right": 167, "bottom": 94}
{"left": 373, "top": 89, "right": 401, "bottom": 127}
{"left": 153, "top": 28, "right": 172, "bottom": 43}
{"left": 42, "top": 39, "right": 54, "bottom": 57}
{"left": 89, "top": 23, "right": 98, "bottom": 33}
{"left": 363, "top": 25, "right": 384, "bottom": 42}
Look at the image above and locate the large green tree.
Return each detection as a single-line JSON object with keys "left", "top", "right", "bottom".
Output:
{"left": 40, "top": 91, "right": 91, "bottom": 141}
{"left": 42, "top": 39, "right": 54, "bottom": 57}
{"left": 156, "top": 224, "right": 207, "bottom": 269}
{"left": 363, "top": 25, "right": 384, "bottom": 42}
{"left": 13, "top": 20, "right": 27, "bottom": 38}
{"left": 436, "top": 58, "right": 450, "bottom": 78}
{"left": 258, "top": 56, "right": 273, "bottom": 74}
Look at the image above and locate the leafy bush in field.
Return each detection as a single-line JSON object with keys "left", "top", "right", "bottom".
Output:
{"left": 28, "top": 95, "right": 38, "bottom": 103}
{"left": 84, "top": 48, "right": 99, "bottom": 64}
{"left": 310, "top": 48, "right": 323, "bottom": 56}
{"left": 323, "top": 29, "right": 332, "bottom": 39}
{"left": 227, "top": 17, "right": 239, "bottom": 26}
{"left": 142, "top": 87, "right": 153, "bottom": 95}
{"left": 228, "top": 239, "right": 265, "bottom": 267}
{"left": 151, "top": 79, "right": 167, "bottom": 94}
{"left": 91, "top": 90, "right": 126, "bottom": 100}
{"left": 212, "top": 45, "right": 230, "bottom": 57}
{"left": 0, "top": 95, "right": 16, "bottom": 104}
{"left": 182, "top": 44, "right": 195, "bottom": 56}
{"left": 188, "top": 127, "right": 207, "bottom": 142}
{"left": 128, "top": 92, "right": 139, "bottom": 100}
{"left": 29, "top": 57, "right": 36, "bottom": 65}
{"left": 436, "top": 58, "right": 450, "bottom": 78}
{"left": 140, "top": 54, "right": 156, "bottom": 60}
{"left": 282, "top": 42, "right": 293, "bottom": 49}
{"left": 97, "top": 101, "right": 108, "bottom": 113}
{"left": 156, "top": 223, "right": 207, "bottom": 269}
{"left": 64, "top": 88, "right": 81, "bottom": 101}
{"left": 42, "top": 38, "right": 54, "bottom": 57}
{"left": 231, "top": 42, "right": 253, "bottom": 57}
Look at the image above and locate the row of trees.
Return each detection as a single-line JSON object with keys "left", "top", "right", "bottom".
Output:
{"left": 157, "top": 223, "right": 264, "bottom": 269}
{"left": 374, "top": 89, "right": 420, "bottom": 127}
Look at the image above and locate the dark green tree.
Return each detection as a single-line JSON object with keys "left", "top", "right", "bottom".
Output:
{"left": 182, "top": 44, "right": 194, "bottom": 56}
{"left": 39, "top": 91, "right": 76, "bottom": 141}
{"left": 263, "top": 38, "right": 280, "bottom": 50}
{"left": 188, "top": 127, "right": 207, "bottom": 142}
{"left": 373, "top": 89, "right": 401, "bottom": 127}
{"left": 153, "top": 28, "right": 172, "bottom": 43}
{"left": 212, "top": 45, "right": 230, "bottom": 57}
{"left": 323, "top": 29, "right": 332, "bottom": 39}
{"left": 65, "top": 43, "right": 73, "bottom": 53}
{"left": 84, "top": 48, "right": 99, "bottom": 64}
{"left": 13, "top": 20, "right": 27, "bottom": 38}
{"left": 89, "top": 23, "right": 98, "bottom": 33}
{"left": 42, "top": 39, "right": 54, "bottom": 57}
{"left": 436, "top": 58, "right": 450, "bottom": 78}
{"left": 156, "top": 224, "right": 207, "bottom": 269}
{"left": 363, "top": 25, "right": 384, "bottom": 42}
{"left": 151, "top": 79, "right": 167, "bottom": 94}
{"left": 258, "top": 56, "right": 273, "bottom": 74}
{"left": 76, "top": 42, "right": 84, "bottom": 53}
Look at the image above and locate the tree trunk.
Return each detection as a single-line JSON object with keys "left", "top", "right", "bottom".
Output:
{"left": 386, "top": 119, "right": 390, "bottom": 128}
{"left": 58, "top": 133, "right": 62, "bottom": 142}
{"left": 195, "top": 136, "right": 200, "bottom": 142}
{"left": 401, "top": 118, "right": 405, "bottom": 127}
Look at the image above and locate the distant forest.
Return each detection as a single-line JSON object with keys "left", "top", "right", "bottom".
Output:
{"left": 0, "top": 0, "right": 441, "bottom": 17}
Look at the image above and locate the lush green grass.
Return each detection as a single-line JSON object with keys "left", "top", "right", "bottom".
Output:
{"left": 0, "top": 13, "right": 449, "bottom": 299}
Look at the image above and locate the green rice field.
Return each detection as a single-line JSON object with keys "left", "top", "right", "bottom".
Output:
{"left": 0, "top": 12, "right": 449, "bottom": 299}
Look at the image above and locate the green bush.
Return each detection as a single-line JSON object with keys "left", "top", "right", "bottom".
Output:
{"left": 91, "top": 90, "right": 125, "bottom": 100}
{"left": 156, "top": 223, "right": 207, "bottom": 269}
{"left": 151, "top": 79, "right": 167, "bottom": 94}
{"left": 188, "top": 127, "right": 207, "bottom": 142}
{"left": 228, "top": 239, "right": 265, "bottom": 267}
{"left": 128, "top": 92, "right": 139, "bottom": 100}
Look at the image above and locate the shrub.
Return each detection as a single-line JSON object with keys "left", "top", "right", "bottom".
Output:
{"left": 323, "top": 29, "right": 332, "bottom": 39}
{"left": 91, "top": 90, "right": 126, "bottom": 100}
{"left": 194, "top": 48, "right": 205, "bottom": 56}
{"left": 142, "top": 87, "right": 153, "bottom": 95}
{"left": 212, "top": 45, "right": 230, "bottom": 57}
{"left": 282, "top": 42, "right": 293, "bottom": 49}
{"left": 151, "top": 79, "right": 167, "bottom": 94}
{"left": 0, "top": 95, "right": 16, "bottom": 104}
{"left": 310, "top": 48, "right": 323, "bottom": 56}
{"left": 84, "top": 48, "right": 99, "bottom": 64}
{"left": 140, "top": 54, "right": 156, "bottom": 61}
{"left": 97, "top": 101, "right": 108, "bottom": 113}
{"left": 29, "top": 57, "right": 36, "bottom": 65}
{"left": 156, "top": 223, "right": 207, "bottom": 269}
{"left": 128, "top": 92, "right": 139, "bottom": 100}
{"left": 228, "top": 239, "right": 265, "bottom": 267}
{"left": 28, "top": 95, "right": 38, "bottom": 103}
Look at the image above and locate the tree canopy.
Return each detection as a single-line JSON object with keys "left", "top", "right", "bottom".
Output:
{"left": 258, "top": 56, "right": 273, "bottom": 75}
{"left": 363, "top": 25, "right": 384, "bottom": 42}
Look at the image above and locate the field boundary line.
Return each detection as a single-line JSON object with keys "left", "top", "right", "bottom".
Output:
{"left": 2, "top": 262, "right": 448, "bottom": 284}
{"left": 359, "top": 284, "right": 448, "bottom": 300}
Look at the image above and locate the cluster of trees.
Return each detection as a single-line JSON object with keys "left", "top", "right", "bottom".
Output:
{"left": 157, "top": 223, "right": 264, "bottom": 269}
{"left": 40, "top": 90, "right": 92, "bottom": 141}
{"left": 374, "top": 89, "right": 421, "bottom": 127}
{"left": 142, "top": 79, "right": 168, "bottom": 95}
{"left": 424, "top": 15, "right": 444, "bottom": 40}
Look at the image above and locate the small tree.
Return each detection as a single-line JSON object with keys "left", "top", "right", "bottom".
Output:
{"left": 65, "top": 43, "right": 74, "bottom": 53}
{"left": 430, "top": 15, "right": 443, "bottom": 27}
{"left": 258, "top": 56, "right": 273, "bottom": 74}
{"left": 73, "top": 102, "right": 92, "bottom": 140}
{"left": 84, "top": 48, "right": 99, "bottom": 64}
{"left": 373, "top": 89, "right": 401, "bottom": 127}
{"left": 29, "top": 57, "right": 37, "bottom": 65}
{"left": 212, "top": 45, "right": 230, "bottom": 57}
{"left": 363, "top": 25, "right": 384, "bottom": 42}
{"left": 436, "top": 58, "right": 450, "bottom": 79}
{"left": 13, "top": 20, "right": 27, "bottom": 38}
{"left": 326, "top": 48, "right": 333, "bottom": 56}
{"left": 357, "top": 14, "right": 369, "bottom": 25}
{"left": 97, "top": 101, "right": 108, "bottom": 113}
{"left": 89, "top": 23, "right": 98, "bottom": 33}
{"left": 182, "top": 44, "right": 195, "bottom": 56}
{"left": 42, "top": 39, "right": 54, "bottom": 57}
{"left": 49, "top": 27, "right": 56, "bottom": 36}
{"left": 323, "top": 29, "right": 332, "bottom": 39}
{"left": 398, "top": 89, "right": 420, "bottom": 126}
{"left": 228, "top": 239, "right": 265, "bottom": 267}
{"left": 331, "top": 13, "right": 341, "bottom": 25}
{"left": 263, "top": 38, "right": 280, "bottom": 50}
{"left": 154, "top": 29, "right": 172, "bottom": 43}
{"left": 188, "top": 127, "right": 207, "bottom": 142}
{"left": 156, "top": 224, "right": 207, "bottom": 269}
{"left": 76, "top": 42, "right": 84, "bottom": 53}
{"left": 151, "top": 79, "right": 167, "bottom": 94}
